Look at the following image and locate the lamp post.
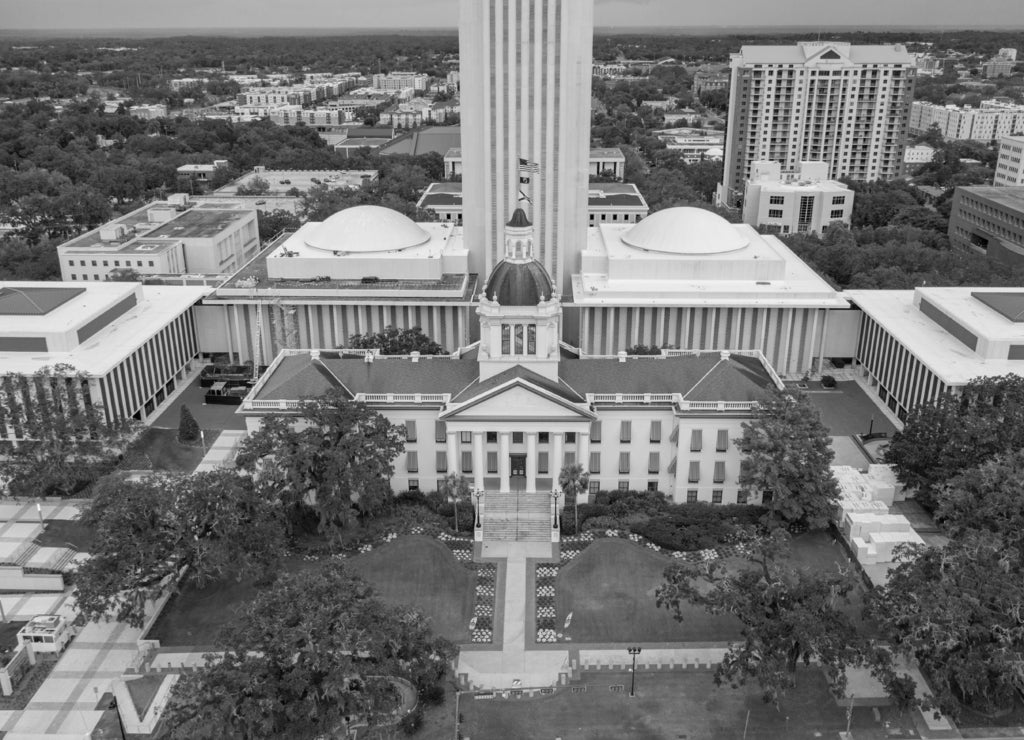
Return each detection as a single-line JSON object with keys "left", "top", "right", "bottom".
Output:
{"left": 473, "top": 489, "right": 483, "bottom": 529}
{"left": 628, "top": 646, "right": 642, "bottom": 697}
{"left": 551, "top": 487, "right": 561, "bottom": 530}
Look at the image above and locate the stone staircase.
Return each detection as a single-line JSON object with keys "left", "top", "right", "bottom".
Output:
{"left": 483, "top": 492, "right": 554, "bottom": 543}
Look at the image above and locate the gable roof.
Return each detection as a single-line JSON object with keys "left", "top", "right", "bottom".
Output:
{"left": 443, "top": 366, "right": 594, "bottom": 419}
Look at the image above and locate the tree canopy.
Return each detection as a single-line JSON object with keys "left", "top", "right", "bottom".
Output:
{"left": 234, "top": 388, "right": 405, "bottom": 540}
{"left": 347, "top": 325, "right": 445, "bottom": 355}
{"left": 161, "top": 564, "right": 455, "bottom": 739}
{"left": 735, "top": 390, "right": 839, "bottom": 529}
{"left": 884, "top": 374, "right": 1024, "bottom": 510}
{"left": 658, "top": 529, "right": 863, "bottom": 705}
{"left": 73, "top": 470, "right": 286, "bottom": 627}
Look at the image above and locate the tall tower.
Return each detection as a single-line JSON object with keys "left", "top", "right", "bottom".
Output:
{"left": 459, "top": 0, "right": 594, "bottom": 294}
{"left": 717, "top": 41, "right": 915, "bottom": 208}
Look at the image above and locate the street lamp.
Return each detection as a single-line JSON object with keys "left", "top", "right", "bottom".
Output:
{"left": 628, "top": 646, "right": 642, "bottom": 697}
{"left": 473, "top": 489, "right": 484, "bottom": 528}
{"left": 551, "top": 487, "right": 561, "bottom": 530}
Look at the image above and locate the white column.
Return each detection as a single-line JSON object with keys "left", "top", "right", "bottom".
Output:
{"left": 817, "top": 309, "right": 831, "bottom": 375}
{"left": 447, "top": 431, "right": 459, "bottom": 480}
{"left": 552, "top": 432, "right": 564, "bottom": 501}
{"left": 499, "top": 432, "right": 511, "bottom": 492}
{"left": 526, "top": 432, "right": 538, "bottom": 493}
{"left": 472, "top": 432, "right": 485, "bottom": 491}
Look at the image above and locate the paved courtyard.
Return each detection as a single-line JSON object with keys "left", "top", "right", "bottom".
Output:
{"left": 803, "top": 381, "right": 898, "bottom": 438}
{"left": 148, "top": 375, "right": 248, "bottom": 431}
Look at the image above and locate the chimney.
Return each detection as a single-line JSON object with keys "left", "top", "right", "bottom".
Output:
{"left": 410, "top": 351, "right": 420, "bottom": 363}
{"left": 720, "top": 350, "right": 731, "bottom": 362}
{"left": 618, "top": 351, "right": 627, "bottom": 363}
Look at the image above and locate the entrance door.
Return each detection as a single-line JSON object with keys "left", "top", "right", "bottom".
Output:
{"left": 509, "top": 454, "right": 527, "bottom": 491}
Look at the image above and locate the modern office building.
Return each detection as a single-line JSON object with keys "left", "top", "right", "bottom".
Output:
{"left": 56, "top": 199, "right": 259, "bottom": 282}
{"left": 994, "top": 135, "right": 1024, "bottom": 186}
{"left": 416, "top": 182, "right": 649, "bottom": 226}
{"left": 909, "top": 100, "right": 1024, "bottom": 142}
{"left": 718, "top": 41, "right": 915, "bottom": 207}
{"left": 238, "top": 210, "right": 782, "bottom": 504}
{"left": 570, "top": 206, "right": 850, "bottom": 376}
{"left": 904, "top": 143, "right": 937, "bottom": 166}
{"left": 459, "top": 0, "right": 594, "bottom": 293}
{"left": 948, "top": 186, "right": 1024, "bottom": 267}
{"left": 0, "top": 281, "right": 208, "bottom": 433}
{"left": 741, "top": 161, "right": 854, "bottom": 235}
{"left": 847, "top": 288, "right": 1024, "bottom": 420}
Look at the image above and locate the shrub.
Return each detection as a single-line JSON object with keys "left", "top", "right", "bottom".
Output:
{"left": 177, "top": 405, "right": 200, "bottom": 444}
{"left": 629, "top": 502, "right": 769, "bottom": 551}
{"left": 831, "top": 358, "right": 847, "bottom": 369}
{"left": 821, "top": 374, "right": 837, "bottom": 389}
{"left": 419, "top": 681, "right": 446, "bottom": 706}
{"left": 399, "top": 705, "right": 424, "bottom": 735}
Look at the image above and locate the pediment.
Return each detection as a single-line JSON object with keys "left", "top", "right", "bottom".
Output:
{"left": 442, "top": 380, "right": 594, "bottom": 420}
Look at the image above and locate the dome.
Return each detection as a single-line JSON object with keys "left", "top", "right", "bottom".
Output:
{"left": 620, "top": 206, "right": 749, "bottom": 255}
{"left": 303, "top": 205, "right": 431, "bottom": 254}
{"left": 483, "top": 260, "right": 554, "bottom": 306}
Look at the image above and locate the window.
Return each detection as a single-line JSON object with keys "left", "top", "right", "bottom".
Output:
{"left": 406, "top": 451, "right": 419, "bottom": 473}
{"left": 436, "top": 451, "right": 447, "bottom": 473}
{"left": 687, "top": 489, "right": 698, "bottom": 504}
{"left": 618, "top": 481, "right": 629, "bottom": 492}
{"left": 102, "top": 260, "right": 108, "bottom": 267}
{"left": 589, "top": 480, "right": 601, "bottom": 494}
{"left": 564, "top": 451, "right": 576, "bottom": 466}
{"left": 527, "top": 324, "right": 536, "bottom": 354}
{"left": 408, "top": 479, "right": 419, "bottom": 492}
{"left": 435, "top": 421, "right": 446, "bottom": 443}
{"left": 737, "top": 490, "right": 749, "bottom": 505}
{"left": 79, "top": 260, "right": 85, "bottom": 266}
{"left": 436, "top": 478, "right": 446, "bottom": 491}
{"left": 713, "top": 461, "right": 726, "bottom": 484}
{"left": 589, "top": 451, "right": 601, "bottom": 473}
{"left": 539, "top": 432, "right": 549, "bottom": 444}
{"left": 460, "top": 431, "right": 472, "bottom": 444}
{"left": 649, "top": 421, "right": 661, "bottom": 443}
{"left": 461, "top": 451, "right": 473, "bottom": 474}
{"left": 648, "top": 452, "right": 660, "bottom": 474}
{"left": 538, "top": 452, "right": 549, "bottom": 474}
{"left": 70, "top": 274, "right": 76, "bottom": 280}
{"left": 405, "top": 420, "right": 417, "bottom": 442}
{"left": 148, "top": 261, "right": 154, "bottom": 267}
{"left": 512, "top": 432, "right": 524, "bottom": 444}
{"left": 514, "top": 324, "right": 524, "bottom": 354}
{"left": 769, "top": 195, "right": 785, "bottom": 205}
{"left": 590, "top": 421, "right": 602, "bottom": 443}
{"left": 768, "top": 208, "right": 784, "bottom": 218}
{"left": 565, "top": 432, "right": 576, "bottom": 444}
{"left": 501, "top": 324, "right": 511, "bottom": 354}
{"left": 486, "top": 431, "right": 497, "bottom": 443}
{"left": 716, "top": 429, "right": 729, "bottom": 452}
{"left": 688, "top": 461, "right": 701, "bottom": 483}
{"left": 67, "top": 260, "right": 74, "bottom": 266}
{"left": 137, "top": 261, "right": 143, "bottom": 267}
{"left": 487, "top": 451, "right": 498, "bottom": 474}
{"left": 91, "top": 260, "right": 97, "bottom": 266}
{"left": 690, "top": 429, "right": 702, "bottom": 452}
{"left": 831, "top": 195, "right": 846, "bottom": 205}
{"left": 620, "top": 421, "right": 631, "bottom": 443}
{"left": 647, "top": 481, "right": 658, "bottom": 492}
{"left": 712, "top": 489, "right": 723, "bottom": 504}
{"left": 618, "top": 452, "right": 631, "bottom": 474}
{"left": 830, "top": 209, "right": 845, "bottom": 219}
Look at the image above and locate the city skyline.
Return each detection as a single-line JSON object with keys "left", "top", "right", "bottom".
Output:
{"left": 2, "top": 0, "right": 1024, "bottom": 32}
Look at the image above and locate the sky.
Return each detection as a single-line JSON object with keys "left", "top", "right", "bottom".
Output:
{"left": 1, "top": 0, "right": 1022, "bottom": 31}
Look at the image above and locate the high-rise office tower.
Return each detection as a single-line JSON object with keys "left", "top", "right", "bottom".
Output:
{"left": 459, "top": 0, "right": 593, "bottom": 294}
{"left": 717, "top": 42, "right": 915, "bottom": 207}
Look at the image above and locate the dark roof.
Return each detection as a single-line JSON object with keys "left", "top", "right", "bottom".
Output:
{"left": 483, "top": 260, "right": 554, "bottom": 306}
{"left": 0, "top": 286, "right": 85, "bottom": 315}
{"left": 379, "top": 126, "right": 462, "bottom": 157}
{"left": 558, "top": 353, "right": 773, "bottom": 401}
{"left": 507, "top": 208, "right": 531, "bottom": 228}
{"left": 451, "top": 365, "right": 584, "bottom": 405}
{"left": 972, "top": 291, "right": 1024, "bottom": 322}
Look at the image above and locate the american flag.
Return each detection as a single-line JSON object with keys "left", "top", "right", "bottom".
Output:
{"left": 519, "top": 157, "right": 540, "bottom": 174}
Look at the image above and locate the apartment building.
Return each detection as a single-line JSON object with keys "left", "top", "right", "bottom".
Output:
{"left": 994, "top": 135, "right": 1024, "bottom": 186}
{"left": 909, "top": 100, "right": 1024, "bottom": 142}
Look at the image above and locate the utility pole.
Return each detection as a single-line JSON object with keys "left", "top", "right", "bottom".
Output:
{"left": 628, "top": 647, "right": 642, "bottom": 697}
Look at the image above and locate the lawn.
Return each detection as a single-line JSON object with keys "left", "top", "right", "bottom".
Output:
{"left": 35, "top": 519, "right": 95, "bottom": 551}
{"left": 148, "top": 536, "right": 475, "bottom": 648}
{"left": 119, "top": 427, "right": 209, "bottom": 473}
{"left": 460, "top": 668, "right": 917, "bottom": 740}
{"left": 556, "top": 532, "right": 872, "bottom": 644}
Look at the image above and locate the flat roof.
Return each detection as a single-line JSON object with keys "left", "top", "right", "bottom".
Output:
{"left": 735, "top": 42, "right": 913, "bottom": 66}
{"left": 0, "top": 286, "right": 85, "bottom": 315}
{"left": 845, "top": 288, "right": 1024, "bottom": 385}
{"left": 214, "top": 169, "right": 378, "bottom": 196}
{"left": 379, "top": 126, "right": 462, "bottom": 157}
{"left": 956, "top": 185, "right": 1024, "bottom": 212}
{"left": 145, "top": 208, "right": 250, "bottom": 240}
{"left": 0, "top": 282, "right": 210, "bottom": 376}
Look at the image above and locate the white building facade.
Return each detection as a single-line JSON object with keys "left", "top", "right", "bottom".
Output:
{"left": 742, "top": 161, "right": 854, "bottom": 235}
{"left": 994, "top": 135, "right": 1024, "bottom": 187}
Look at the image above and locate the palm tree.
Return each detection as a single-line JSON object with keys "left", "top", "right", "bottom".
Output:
{"left": 558, "top": 463, "right": 590, "bottom": 535}
{"left": 439, "top": 474, "right": 472, "bottom": 532}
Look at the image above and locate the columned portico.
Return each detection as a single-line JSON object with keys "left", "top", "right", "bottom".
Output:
{"left": 472, "top": 431, "right": 485, "bottom": 490}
